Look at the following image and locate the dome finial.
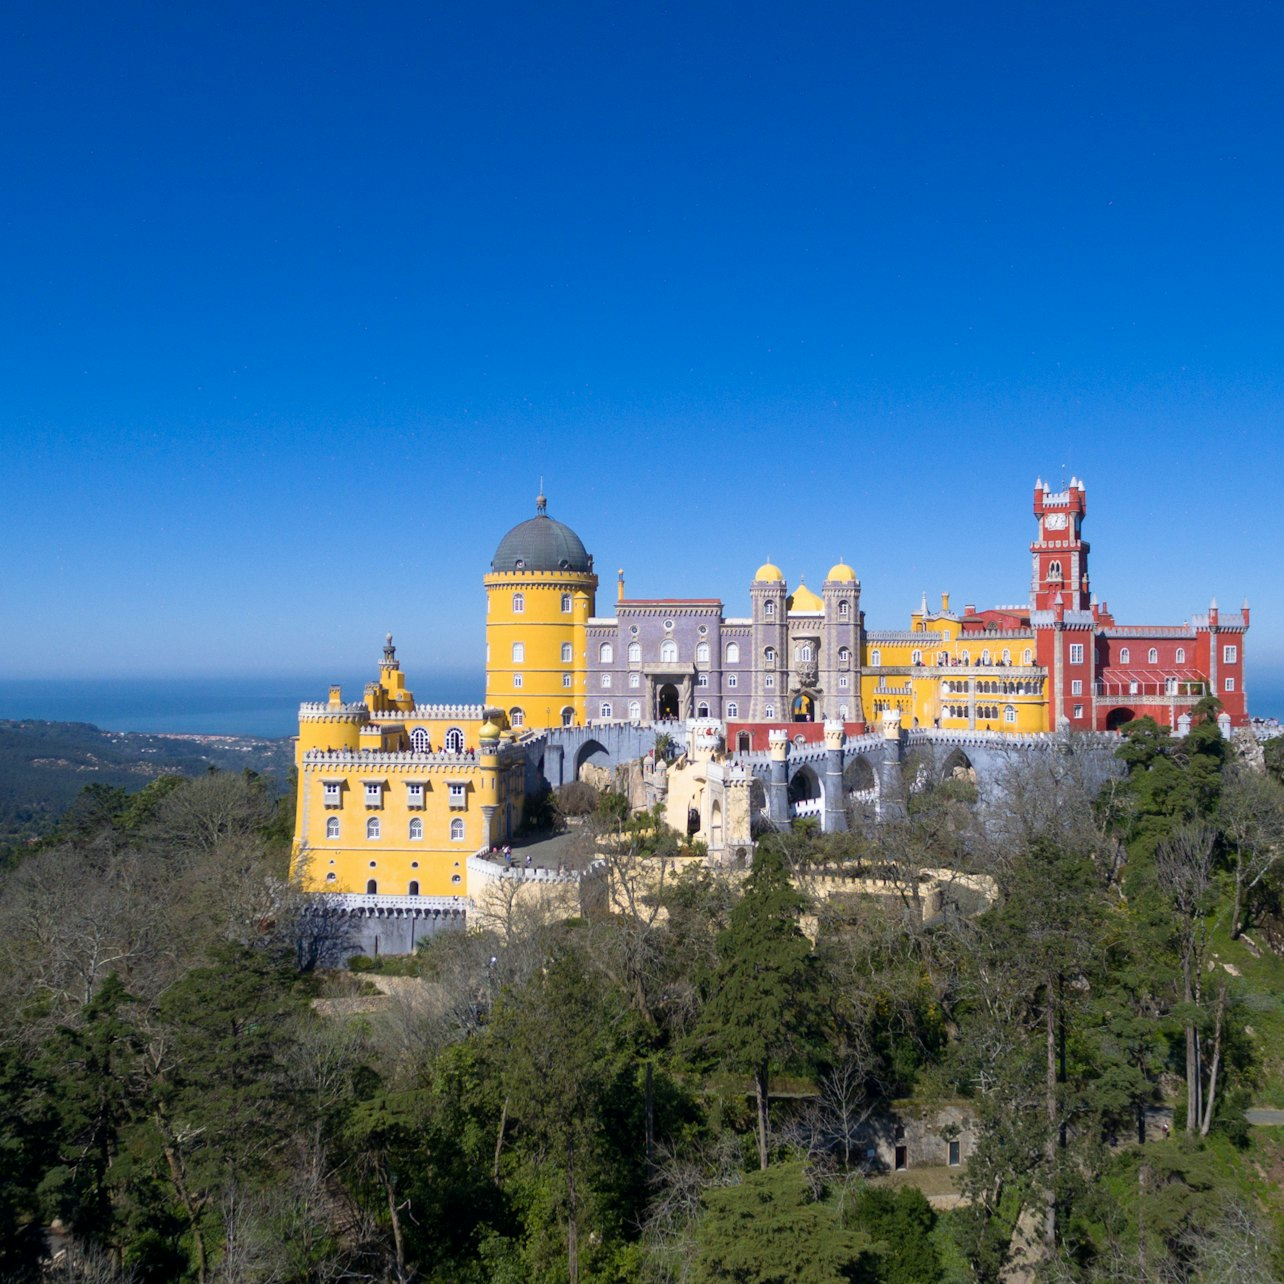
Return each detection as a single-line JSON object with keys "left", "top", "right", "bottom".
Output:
{"left": 536, "top": 477, "right": 547, "bottom": 515}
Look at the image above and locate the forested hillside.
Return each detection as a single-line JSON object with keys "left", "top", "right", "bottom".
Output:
{"left": 0, "top": 720, "right": 292, "bottom": 853}
{"left": 2, "top": 713, "right": 1284, "bottom": 1282}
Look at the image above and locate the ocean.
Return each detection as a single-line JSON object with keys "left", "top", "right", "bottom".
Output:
{"left": 0, "top": 674, "right": 485, "bottom": 739}
{"left": 0, "top": 669, "right": 1279, "bottom": 739}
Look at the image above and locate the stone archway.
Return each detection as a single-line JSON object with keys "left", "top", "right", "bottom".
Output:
{"left": 843, "top": 755, "right": 878, "bottom": 798}
{"left": 575, "top": 738, "right": 612, "bottom": 779}
{"left": 788, "top": 765, "right": 823, "bottom": 820}
{"left": 657, "top": 683, "right": 680, "bottom": 720}
{"left": 1105, "top": 707, "right": 1136, "bottom": 732}
{"left": 792, "top": 692, "right": 816, "bottom": 723}
{"left": 940, "top": 747, "right": 977, "bottom": 785}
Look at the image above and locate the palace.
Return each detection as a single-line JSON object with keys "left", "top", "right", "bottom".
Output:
{"left": 291, "top": 476, "right": 1249, "bottom": 900}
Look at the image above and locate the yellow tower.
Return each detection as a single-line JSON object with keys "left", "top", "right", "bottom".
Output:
{"left": 484, "top": 492, "right": 597, "bottom": 731}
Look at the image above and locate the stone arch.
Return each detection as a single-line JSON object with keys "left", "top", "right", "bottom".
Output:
{"left": 710, "top": 799, "right": 723, "bottom": 852}
{"left": 788, "top": 765, "right": 822, "bottom": 805}
{"left": 940, "top": 747, "right": 977, "bottom": 785}
{"left": 1105, "top": 707, "right": 1136, "bottom": 732}
{"left": 575, "top": 738, "right": 612, "bottom": 778}
{"left": 843, "top": 754, "right": 878, "bottom": 797}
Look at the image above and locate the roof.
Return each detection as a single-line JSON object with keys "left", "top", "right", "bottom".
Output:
{"left": 491, "top": 495, "right": 591, "bottom": 573}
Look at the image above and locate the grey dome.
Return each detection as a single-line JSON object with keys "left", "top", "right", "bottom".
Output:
{"left": 491, "top": 495, "right": 592, "bottom": 573}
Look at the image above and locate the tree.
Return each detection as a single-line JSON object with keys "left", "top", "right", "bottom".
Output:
{"left": 1217, "top": 765, "right": 1284, "bottom": 938}
{"left": 692, "top": 841, "right": 822, "bottom": 1169}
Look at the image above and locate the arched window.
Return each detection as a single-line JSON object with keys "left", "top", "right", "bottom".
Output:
{"left": 366, "top": 818, "right": 380, "bottom": 840}
{"left": 937, "top": 652, "right": 948, "bottom": 666}
{"left": 409, "top": 818, "right": 423, "bottom": 840}
{"left": 1047, "top": 561, "right": 1062, "bottom": 580}
{"left": 696, "top": 641, "right": 710, "bottom": 663}
{"left": 660, "top": 640, "right": 678, "bottom": 662}
{"left": 838, "top": 600, "right": 850, "bottom": 618}
{"left": 410, "top": 727, "right": 430, "bottom": 753}
{"left": 628, "top": 700, "right": 641, "bottom": 721}
{"left": 727, "top": 701, "right": 738, "bottom": 718}
{"left": 981, "top": 649, "right": 991, "bottom": 665}
{"left": 561, "top": 642, "right": 573, "bottom": 663}
{"left": 765, "top": 704, "right": 776, "bottom": 719}
{"left": 600, "top": 642, "right": 614, "bottom": 663}
{"left": 870, "top": 649, "right": 881, "bottom": 666}
{"left": 839, "top": 704, "right": 849, "bottom": 720}
{"left": 450, "top": 818, "right": 465, "bottom": 841}
{"left": 1004, "top": 705, "right": 1017, "bottom": 724}
{"left": 696, "top": 673, "right": 709, "bottom": 688}
{"left": 509, "top": 707, "right": 525, "bottom": 727}
{"left": 444, "top": 727, "right": 465, "bottom": 753}
{"left": 561, "top": 707, "right": 574, "bottom": 726}
{"left": 366, "top": 879, "right": 378, "bottom": 894}
{"left": 1148, "top": 648, "right": 1158, "bottom": 664}
{"left": 726, "top": 642, "right": 740, "bottom": 663}
{"left": 600, "top": 702, "right": 613, "bottom": 718}
{"left": 561, "top": 593, "right": 572, "bottom": 613}
{"left": 697, "top": 701, "right": 710, "bottom": 717}
{"left": 1120, "top": 648, "right": 1130, "bottom": 664}
{"left": 628, "top": 642, "right": 641, "bottom": 662}
{"left": 1023, "top": 648, "right": 1032, "bottom": 665}
{"left": 408, "top": 880, "right": 420, "bottom": 896}
{"left": 911, "top": 650, "right": 923, "bottom": 664}
{"left": 628, "top": 672, "right": 640, "bottom": 688}
{"left": 1002, "top": 648, "right": 1011, "bottom": 664}
{"left": 512, "top": 593, "right": 525, "bottom": 613}
{"left": 765, "top": 646, "right": 777, "bottom": 664}
{"left": 326, "top": 817, "right": 340, "bottom": 839}
{"left": 511, "top": 642, "right": 524, "bottom": 663}
{"left": 764, "top": 600, "right": 775, "bottom": 617}
{"left": 795, "top": 643, "right": 813, "bottom": 662}
{"left": 959, "top": 650, "right": 970, "bottom": 665}
{"left": 839, "top": 647, "right": 851, "bottom": 664}
{"left": 1176, "top": 647, "right": 1186, "bottom": 663}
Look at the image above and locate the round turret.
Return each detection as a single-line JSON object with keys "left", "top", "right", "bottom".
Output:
{"left": 827, "top": 561, "right": 858, "bottom": 582}
{"left": 754, "top": 561, "right": 784, "bottom": 582}
{"left": 491, "top": 492, "right": 591, "bottom": 573}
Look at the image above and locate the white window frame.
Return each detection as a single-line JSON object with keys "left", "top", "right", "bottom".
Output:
{"left": 326, "top": 816, "right": 340, "bottom": 839}
{"left": 696, "top": 641, "right": 710, "bottom": 663}
{"left": 409, "top": 818, "right": 423, "bottom": 841}
{"left": 600, "top": 642, "right": 614, "bottom": 663}
{"left": 601, "top": 673, "right": 612, "bottom": 688}
{"left": 447, "top": 782, "right": 467, "bottom": 809}
{"left": 561, "top": 593, "right": 573, "bottom": 613}
{"left": 366, "top": 817, "right": 380, "bottom": 840}
{"left": 727, "top": 673, "right": 738, "bottom": 688}
{"left": 1071, "top": 680, "right": 1082, "bottom": 696}
{"left": 628, "top": 642, "right": 641, "bottom": 662}
{"left": 563, "top": 672, "right": 573, "bottom": 688}
{"left": 660, "top": 640, "right": 678, "bottom": 663}
{"left": 727, "top": 702, "right": 738, "bottom": 718}
{"left": 561, "top": 642, "right": 573, "bottom": 663}
{"left": 511, "top": 642, "right": 524, "bottom": 663}
{"left": 726, "top": 642, "right": 740, "bottom": 663}
{"left": 406, "top": 781, "right": 425, "bottom": 809}
{"left": 512, "top": 593, "right": 524, "bottom": 613}
{"left": 450, "top": 818, "right": 465, "bottom": 842}
{"left": 1069, "top": 644, "right": 1084, "bottom": 665}
{"left": 1225, "top": 676, "right": 1236, "bottom": 692}
{"left": 1224, "top": 645, "right": 1238, "bottom": 663}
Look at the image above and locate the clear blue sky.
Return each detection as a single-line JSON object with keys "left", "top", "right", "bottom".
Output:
{"left": 2, "top": 2, "right": 1281, "bottom": 709}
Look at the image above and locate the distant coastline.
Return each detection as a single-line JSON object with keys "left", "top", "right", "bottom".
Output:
{"left": 0, "top": 668, "right": 1280, "bottom": 740}
{"left": 0, "top": 673, "right": 485, "bottom": 740}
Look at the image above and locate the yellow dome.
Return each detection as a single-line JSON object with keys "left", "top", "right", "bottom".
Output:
{"left": 755, "top": 561, "right": 784, "bottom": 582}
{"left": 479, "top": 717, "right": 502, "bottom": 740}
{"left": 789, "top": 583, "right": 824, "bottom": 612}
{"left": 827, "top": 561, "right": 858, "bottom": 582}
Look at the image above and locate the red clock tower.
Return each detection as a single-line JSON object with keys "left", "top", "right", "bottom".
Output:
{"left": 1031, "top": 477, "right": 1090, "bottom": 612}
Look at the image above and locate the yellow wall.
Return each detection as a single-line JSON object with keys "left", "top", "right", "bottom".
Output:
{"left": 484, "top": 568, "right": 596, "bottom": 731}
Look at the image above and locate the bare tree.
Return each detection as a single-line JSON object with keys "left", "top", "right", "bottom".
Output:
{"left": 1218, "top": 765, "right": 1284, "bottom": 939}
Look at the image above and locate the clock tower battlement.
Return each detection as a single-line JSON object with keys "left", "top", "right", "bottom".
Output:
{"left": 1031, "top": 476, "right": 1091, "bottom": 613}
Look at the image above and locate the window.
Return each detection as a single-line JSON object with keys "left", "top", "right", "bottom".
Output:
{"left": 444, "top": 727, "right": 464, "bottom": 753}
{"left": 1002, "top": 648, "right": 1011, "bottom": 664}
{"left": 563, "top": 672, "right": 573, "bottom": 688}
{"left": 1069, "top": 644, "right": 1084, "bottom": 664}
{"left": 981, "top": 649, "right": 991, "bottom": 666}
{"left": 410, "top": 728, "right": 430, "bottom": 754}
{"left": 1225, "top": 676, "right": 1236, "bottom": 692}
{"left": 839, "top": 676, "right": 849, "bottom": 689}
{"left": 1023, "top": 648, "right": 1032, "bottom": 665}
{"left": 450, "top": 818, "right": 465, "bottom": 841}
{"left": 1224, "top": 645, "right": 1238, "bottom": 663}
{"left": 796, "top": 643, "right": 814, "bottom": 661}
{"left": 948, "top": 1140, "right": 961, "bottom": 1167}
{"left": 1176, "top": 647, "right": 1186, "bottom": 663}
{"left": 323, "top": 781, "right": 342, "bottom": 808}
{"left": 600, "top": 642, "right": 614, "bottom": 663}
{"left": 839, "top": 646, "right": 851, "bottom": 664}
{"left": 727, "top": 702, "right": 738, "bottom": 717}
{"left": 628, "top": 701, "right": 641, "bottom": 720}
{"left": 697, "top": 673, "right": 709, "bottom": 688}
{"left": 660, "top": 640, "right": 678, "bottom": 662}
{"left": 326, "top": 872, "right": 336, "bottom": 882}
{"left": 409, "top": 818, "right": 423, "bottom": 840}
{"left": 765, "top": 704, "right": 775, "bottom": 718}
{"left": 765, "top": 675, "right": 775, "bottom": 689}
{"left": 628, "top": 642, "right": 641, "bottom": 662}
{"left": 628, "top": 672, "right": 640, "bottom": 688}
{"left": 561, "top": 642, "right": 573, "bottom": 663}
{"left": 561, "top": 707, "right": 574, "bottom": 725}
{"left": 509, "top": 707, "right": 524, "bottom": 727}
{"left": 1120, "top": 648, "right": 1130, "bottom": 664}
{"left": 726, "top": 642, "right": 740, "bottom": 663}
{"left": 600, "top": 702, "right": 613, "bottom": 718}
{"left": 561, "top": 593, "right": 572, "bottom": 613}
{"left": 765, "top": 646, "right": 777, "bottom": 664}
{"left": 512, "top": 593, "right": 524, "bottom": 613}
{"left": 512, "top": 673, "right": 523, "bottom": 689}
{"left": 406, "top": 781, "right": 424, "bottom": 808}
{"left": 448, "top": 782, "right": 467, "bottom": 808}
{"left": 959, "top": 650, "right": 970, "bottom": 665}
{"left": 696, "top": 641, "right": 710, "bottom": 663}
{"left": 364, "top": 781, "right": 382, "bottom": 807}
{"left": 912, "top": 649, "right": 923, "bottom": 664}
{"left": 1073, "top": 704, "right": 1084, "bottom": 719}
{"left": 1129, "top": 681, "right": 1139, "bottom": 695}
{"left": 511, "top": 641, "right": 524, "bottom": 663}
{"left": 601, "top": 673, "right": 612, "bottom": 689}
{"left": 408, "top": 880, "right": 420, "bottom": 896}
{"left": 727, "top": 673, "right": 738, "bottom": 688}
{"left": 1004, "top": 705, "right": 1016, "bottom": 724}
{"left": 366, "top": 818, "right": 380, "bottom": 840}
{"left": 1148, "top": 648, "right": 1159, "bottom": 664}
{"left": 838, "top": 599, "right": 850, "bottom": 618}
{"left": 1071, "top": 679, "right": 1083, "bottom": 696}
{"left": 366, "top": 879, "right": 378, "bottom": 894}
{"left": 697, "top": 702, "right": 709, "bottom": 717}
{"left": 1048, "top": 560, "right": 1062, "bottom": 580}
{"left": 764, "top": 600, "right": 775, "bottom": 618}
{"left": 326, "top": 817, "right": 340, "bottom": 839}
{"left": 870, "top": 649, "right": 881, "bottom": 666}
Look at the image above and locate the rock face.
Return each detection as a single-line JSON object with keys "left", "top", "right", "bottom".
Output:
{"left": 1233, "top": 727, "right": 1266, "bottom": 773}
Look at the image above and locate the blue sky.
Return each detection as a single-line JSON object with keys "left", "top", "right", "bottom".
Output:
{"left": 2, "top": 2, "right": 1282, "bottom": 710}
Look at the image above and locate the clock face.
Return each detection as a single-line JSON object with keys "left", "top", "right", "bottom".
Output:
{"left": 1044, "top": 512, "right": 1068, "bottom": 531}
